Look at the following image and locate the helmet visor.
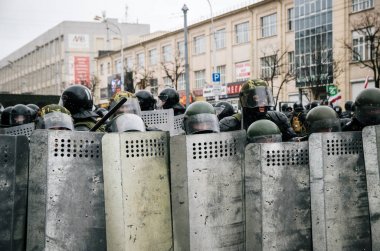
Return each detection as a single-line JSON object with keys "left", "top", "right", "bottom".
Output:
{"left": 308, "top": 118, "right": 341, "bottom": 133}
{"left": 109, "top": 114, "right": 146, "bottom": 132}
{"left": 183, "top": 113, "right": 220, "bottom": 135}
{"left": 115, "top": 98, "right": 142, "bottom": 117}
{"left": 356, "top": 105, "right": 380, "bottom": 125}
{"left": 240, "top": 86, "right": 275, "bottom": 108}
{"left": 43, "top": 112, "right": 74, "bottom": 130}
{"left": 247, "top": 134, "right": 282, "bottom": 143}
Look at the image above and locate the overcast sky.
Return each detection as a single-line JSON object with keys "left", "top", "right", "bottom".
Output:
{"left": 0, "top": 0, "right": 256, "bottom": 59}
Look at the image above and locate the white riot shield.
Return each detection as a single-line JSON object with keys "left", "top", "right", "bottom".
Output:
{"left": 0, "top": 135, "right": 29, "bottom": 251}
{"left": 141, "top": 109, "right": 175, "bottom": 134}
{"left": 0, "top": 123, "right": 35, "bottom": 138}
{"left": 363, "top": 125, "right": 380, "bottom": 250}
{"left": 309, "top": 132, "right": 371, "bottom": 251}
{"left": 245, "top": 141, "right": 311, "bottom": 250}
{"left": 173, "top": 114, "right": 185, "bottom": 135}
{"left": 102, "top": 131, "right": 172, "bottom": 251}
{"left": 27, "top": 130, "right": 106, "bottom": 251}
{"left": 170, "top": 130, "right": 246, "bottom": 250}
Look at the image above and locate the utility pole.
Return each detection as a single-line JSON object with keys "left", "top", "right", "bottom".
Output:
{"left": 182, "top": 4, "right": 190, "bottom": 108}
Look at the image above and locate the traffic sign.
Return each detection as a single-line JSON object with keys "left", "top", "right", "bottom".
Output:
{"left": 212, "top": 73, "right": 220, "bottom": 82}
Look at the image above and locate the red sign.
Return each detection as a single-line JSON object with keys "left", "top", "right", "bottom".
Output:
{"left": 74, "top": 56, "right": 90, "bottom": 86}
{"left": 227, "top": 83, "right": 243, "bottom": 95}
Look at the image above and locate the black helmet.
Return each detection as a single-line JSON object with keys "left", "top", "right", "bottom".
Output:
{"left": 183, "top": 101, "right": 219, "bottom": 134}
{"left": 135, "top": 90, "right": 156, "bottom": 111}
{"left": 247, "top": 119, "right": 282, "bottom": 143}
{"left": 59, "top": 85, "right": 98, "bottom": 119}
{"left": 214, "top": 101, "right": 234, "bottom": 120}
{"left": 27, "top": 104, "right": 39, "bottom": 121}
{"left": 10, "top": 104, "right": 33, "bottom": 126}
{"left": 95, "top": 107, "right": 108, "bottom": 118}
{"left": 344, "top": 100, "right": 354, "bottom": 112}
{"left": 158, "top": 88, "right": 180, "bottom": 109}
{"left": 333, "top": 105, "right": 342, "bottom": 115}
{"left": 293, "top": 102, "right": 304, "bottom": 112}
{"left": 281, "top": 103, "right": 288, "bottom": 112}
{"left": 310, "top": 100, "right": 321, "bottom": 109}
{"left": 306, "top": 106, "right": 340, "bottom": 133}
{"left": 1, "top": 106, "right": 13, "bottom": 127}
{"left": 354, "top": 88, "right": 380, "bottom": 126}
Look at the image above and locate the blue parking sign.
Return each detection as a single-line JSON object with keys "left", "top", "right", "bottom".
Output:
{"left": 212, "top": 73, "right": 220, "bottom": 82}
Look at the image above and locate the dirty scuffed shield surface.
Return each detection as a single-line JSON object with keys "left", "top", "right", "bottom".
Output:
{"left": 362, "top": 125, "right": 380, "bottom": 250}
{"left": 309, "top": 132, "right": 371, "bottom": 251}
{"left": 102, "top": 131, "right": 172, "bottom": 250}
{"left": 0, "top": 135, "right": 29, "bottom": 251}
{"left": 27, "top": 130, "right": 106, "bottom": 251}
{"left": 141, "top": 109, "right": 174, "bottom": 134}
{"left": 170, "top": 130, "right": 246, "bottom": 250}
{"left": 0, "top": 123, "right": 35, "bottom": 138}
{"left": 245, "top": 141, "right": 311, "bottom": 250}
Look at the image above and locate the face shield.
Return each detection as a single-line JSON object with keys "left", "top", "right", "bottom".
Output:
{"left": 356, "top": 105, "right": 380, "bottom": 126}
{"left": 114, "top": 98, "right": 142, "bottom": 117}
{"left": 183, "top": 113, "right": 220, "bottom": 135}
{"left": 42, "top": 112, "right": 74, "bottom": 131}
{"left": 247, "top": 134, "right": 282, "bottom": 144}
{"left": 239, "top": 86, "right": 275, "bottom": 109}
{"left": 307, "top": 118, "right": 341, "bottom": 134}
{"left": 108, "top": 113, "right": 146, "bottom": 132}
{"left": 12, "top": 115, "right": 27, "bottom": 125}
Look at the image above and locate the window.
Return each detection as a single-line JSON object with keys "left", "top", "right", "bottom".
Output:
{"left": 177, "top": 41, "right": 185, "bottom": 58}
{"left": 150, "top": 78, "right": 158, "bottom": 95}
{"left": 352, "top": 0, "right": 373, "bottom": 12}
{"left": 261, "top": 13, "right": 277, "bottom": 37}
{"left": 107, "top": 62, "right": 111, "bottom": 74}
{"left": 194, "top": 35, "right": 205, "bottom": 55}
{"left": 137, "top": 53, "right": 145, "bottom": 68}
{"left": 162, "top": 45, "right": 172, "bottom": 62}
{"left": 100, "top": 64, "right": 104, "bottom": 75}
{"left": 288, "top": 51, "right": 295, "bottom": 73}
{"left": 194, "top": 70, "right": 206, "bottom": 89}
{"left": 352, "top": 30, "right": 372, "bottom": 61}
{"left": 288, "top": 8, "right": 294, "bottom": 31}
{"left": 115, "top": 59, "right": 122, "bottom": 73}
{"left": 216, "top": 65, "right": 226, "bottom": 84}
{"left": 177, "top": 73, "right": 185, "bottom": 90}
{"left": 149, "top": 49, "right": 157, "bottom": 65}
{"left": 126, "top": 57, "right": 133, "bottom": 71}
{"left": 260, "top": 55, "right": 278, "bottom": 78}
{"left": 163, "top": 76, "right": 172, "bottom": 87}
{"left": 235, "top": 22, "right": 249, "bottom": 44}
{"left": 215, "top": 28, "right": 226, "bottom": 49}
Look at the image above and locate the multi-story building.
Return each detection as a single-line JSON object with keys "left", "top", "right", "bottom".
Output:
{"left": 0, "top": 19, "right": 150, "bottom": 96}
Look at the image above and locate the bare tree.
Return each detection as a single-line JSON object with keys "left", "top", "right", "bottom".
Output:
{"left": 161, "top": 50, "right": 185, "bottom": 90}
{"left": 133, "top": 66, "right": 155, "bottom": 90}
{"left": 260, "top": 48, "right": 295, "bottom": 108}
{"left": 343, "top": 11, "right": 380, "bottom": 88}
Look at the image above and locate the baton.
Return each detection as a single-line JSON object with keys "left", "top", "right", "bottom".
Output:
{"left": 90, "top": 97, "right": 127, "bottom": 132}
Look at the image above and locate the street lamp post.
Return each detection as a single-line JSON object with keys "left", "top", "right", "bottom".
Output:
{"left": 206, "top": 0, "right": 219, "bottom": 102}
{"left": 182, "top": 4, "right": 190, "bottom": 108}
{"left": 95, "top": 16, "right": 124, "bottom": 91}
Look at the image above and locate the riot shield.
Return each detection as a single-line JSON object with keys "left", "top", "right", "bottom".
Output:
{"left": 173, "top": 114, "right": 185, "bottom": 135}
{"left": 0, "top": 135, "right": 29, "bottom": 251}
{"left": 363, "top": 125, "right": 380, "bottom": 249}
{"left": 0, "top": 123, "right": 35, "bottom": 138}
{"left": 245, "top": 141, "right": 311, "bottom": 250}
{"left": 309, "top": 132, "right": 370, "bottom": 251}
{"left": 170, "top": 130, "right": 246, "bottom": 250}
{"left": 27, "top": 130, "right": 106, "bottom": 251}
{"left": 141, "top": 109, "right": 174, "bottom": 134}
{"left": 102, "top": 131, "right": 172, "bottom": 250}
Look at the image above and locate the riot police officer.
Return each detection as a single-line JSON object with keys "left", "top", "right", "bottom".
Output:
{"left": 158, "top": 88, "right": 185, "bottom": 115}
{"left": 59, "top": 85, "right": 104, "bottom": 132}
{"left": 182, "top": 101, "right": 220, "bottom": 135}
{"left": 9, "top": 104, "right": 33, "bottom": 126}
{"left": 27, "top": 104, "right": 40, "bottom": 121}
{"left": 247, "top": 119, "right": 282, "bottom": 143}
{"left": 341, "top": 100, "right": 354, "bottom": 119}
{"left": 343, "top": 88, "right": 380, "bottom": 131}
{"left": 219, "top": 79, "right": 296, "bottom": 141}
{"left": 107, "top": 113, "right": 146, "bottom": 132}
{"left": 290, "top": 102, "right": 307, "bottom": 136}
{"left": 135, "top": 90, "right": 156, "bottom": 111}
{"left": 305, "top": 106, "right": 341, "bottom": 134}
{"left": 0, "top": 106, "right": 13, "bottom": 128}
{"left": 36, "top": 104, "right": 74, "bottom": 130}
{"left": 109, "top": 91, "right": 141, "bottom": 119}
{"left": 214, "top": 101, "right": 235, "bottom": 121}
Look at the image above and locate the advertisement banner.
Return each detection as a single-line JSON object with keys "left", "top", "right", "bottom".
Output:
{"left": 235, "top": 61, "right": 250, "bottom": 81}
{"left": 74, "top": 56, "right": 90, "bottom": 86}
{"left": 203, "top": 84, "right": 227, "bottom": 98}
{"left": 107, "top": 75, "right": 123, "bottom": 98}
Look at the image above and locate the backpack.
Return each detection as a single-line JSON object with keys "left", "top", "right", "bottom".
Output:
{"left": 291, "top": 113, "right": 303, "bottom": 133}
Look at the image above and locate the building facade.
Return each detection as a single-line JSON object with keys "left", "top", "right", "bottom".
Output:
{"left": 0, "top": 20, "right": 150, "bottom": 96}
